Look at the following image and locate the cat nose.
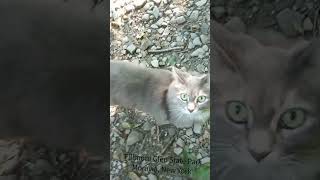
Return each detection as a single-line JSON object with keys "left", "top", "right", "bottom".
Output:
{"left": 187, "top": 103, "right": 195, "bottom": 113}
{"left": 247, "top": 129, "right": 274, "bottom": 162}
{"left": 249, "top": 149, "right": 271, "bottom": 162}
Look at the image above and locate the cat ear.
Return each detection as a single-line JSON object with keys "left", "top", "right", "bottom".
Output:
{"left": 199, "top": 74, "right": 209, "bottom": 86}
{"left": 172, "top": 67, "right": 188, "bottom": 84}
{"left": 288, "top": 40, "right": 315, "bottom": 76}
{"left": 213, "top": 21, "right": 260, "bottom": 72}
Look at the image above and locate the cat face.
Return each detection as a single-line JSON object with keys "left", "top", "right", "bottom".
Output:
{"left": 212, "top": 21, "right": 320, "bottom": 180}
{"left": 167, "top": 67, "right": 209, "bottom": 128}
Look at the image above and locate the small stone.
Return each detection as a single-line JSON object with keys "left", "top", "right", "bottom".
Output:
{"left": 151, "top": 24, "right": 158, "bottom": 29}
{"left": 176, "top": 16, "right": 186, "bottom": 24}
{"left": 186, "top": 129, "right": 193, "bottom": 136}
{"left": 174, "top": 147, "right": 183, "bottom": 155}
{"left": 193, "top": 123, "right": 202, "bottom": 134}
{"left": 152, "top": 6, "right": 160, "bottom": 19}
{"left": 128, "top": 172, "right": 141, "bottom": 180}
{"left": 188, "top": 41, "right": 195, "bottom": 49}
{"left": 200, "top": 35, "right": 208, "bottom": 44}
{"left": 303, "top": 17, "right": 313, "bottom": 31}
{"left": 190, "top": 33, "right": 198, "bottom": 39}
{"left": 153, "top": 0, "right": 162, "bottom": 4}
{"left": 127, "top": 130, "right": 143, "bottom": 146}
{"left": 141, "top": 37, "right": 153, "bottom": 50}
{"left": 164, "top": 10, "right": 172, "bottom": 15}
{"left": 197, "top": 153, "right": 202, "bottom": 159}
{"left": 158, "top": 28, "right": 164, "bottom": 34}
{"left": 125, "top": 4, "right": 135, "bottom": 12}
{"left": 150, "top": 59, "right": 159, "bottom": 67}
{"left": 134, "top": 0, "right": 147, "bottom": 9}
{"left": 147, "top": 174, "right": 157, "bottom": 180}
{"left": 163, "top": 27, "right": 170, "bottom": 36}
{"left": 195, "top": 0, "right": 207, "bottom": 7}
{"left": 193, "top": 37, "right": 202, "bottom": 46}
{"left": 190, "top": 10, "right": 199, "bottom": 21}
{"left": 121, "top": 122, "right": 131, "bottom": 129}
{"left": 123, "top": 36, "right": 129, "bottom": 43}
{"left": 126, "top": 44, "right": 137, "bottom": 54}
{"left": 156, "top": 17, "right": 164, "bottom": 26}
{"left": 142, "top": 122, "right": 152, "bottom": 131}
{"left": 176, "top": 138, "right": 185, "bottom": 147}
{"left": 142, "top": 14, "right": 150, "bottom": 21}
{"left": 276, "top": 8, "right": 303, "bottom": 37}
{"left": 202, "top": 45, "right": 209, "bottom": 52}
{"left": 200, "top": 23, "right": 209, "bottom": 34}
{"left": 201, "top": 157, "right": 210, "bottom": 164}
{"left": 191, "top": 48, "right": 205, "bottom": 58}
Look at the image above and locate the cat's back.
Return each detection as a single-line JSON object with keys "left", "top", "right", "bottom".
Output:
{"left": 110, "top": 60, "right": 172, "bottom": 81}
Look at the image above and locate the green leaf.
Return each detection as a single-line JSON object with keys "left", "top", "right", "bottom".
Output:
{"left": 192, "top": 164, "right": 210, "bottom": 180}
{"left": 167, "top": 55, "right": 177, "bottom": 66}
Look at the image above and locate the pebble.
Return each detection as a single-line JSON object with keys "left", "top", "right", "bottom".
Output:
{"left": 175, "top": 16, "right": 186, "bottom": 24}
{"left": 163, "top": 27, "right": 170, "bottom": 36}
{"left": 190, "top": 10, "right": 199, "bottom": 21}
{"left": 193, "top": 37, "right": 202, "bottom": 46}
{"left": 201, "top": 157, "right": 210, "bottom": 164}
{"left": 164, "top": 10, "right": 172, "bottom": 15}
{"left": 276, "top": 8, "right": 303, "bottom": 37}
{"left": 125, "top": 4, "right": 135, "bottom": 12}
{"left": 150, "top": 24, "right": 158, "bottom": 29}
{"left": 126, "top": 44, "right": 137, "bottom": 54}
{"left": 128, "top": 172, "right": 141, "bottom": 180}
{"left": 142, "top": 14, "right": 150, "bottom": 21}
{"left": 126, "top": 130, "right": 143, "bottom": 146}
{"left": 202, "top": 45, "right": 209, "bottom": 52}
{"left": 174, "top": 147, "right": 183, "bottom": 155}
{"left": 147, "top": 174, "right": 157, "bottom": 180}
{"left": 195, "top": 0, "right": 207, "bottom": 7}
{"left": 200, "top": 35, "right": 208, "bottom": 44}
{"left": 186, "top": 129, "right": 193, "bottom": 136}
{"left": 134, "top": 0, "right": 147, "bottom": 9}
{"left": 142, "top": 122, "right": 152, "bottom": 131}
{"left": 303, "top": 17, "right": 313, "bottom": 31}
{"left": 190, "top": 33, "right": 198, "bottom": 39}
{"left": 152, "top": 6, "right": 160, "bottom": 19}
{"left": 197, "top": 153, "right": 202, "bottom": 159}
{"left": 176, "top": 138, "right": 185, "bottom": 147}
{"left": 188, "top": 41, "right": 195, "bottom": 49}
{"left": 200, "top": 23, "right": 209, "bottom": 34}
{"left": 191, "top": 48, "right": 205, "bottom": 58}
{"left": 150, "top": 59, "right": 159, "bottom": 67}
{"left": 158, "top": 28, "right": 164, "bottom": 34}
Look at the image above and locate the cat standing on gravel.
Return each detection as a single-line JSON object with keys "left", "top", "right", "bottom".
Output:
{"left": 110, "top": 60, "right": 210, "bottom": 128}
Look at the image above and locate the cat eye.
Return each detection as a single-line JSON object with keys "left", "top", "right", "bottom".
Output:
{"left": 280, "top": 108, "right": 306, "bottom": 129}
{"left": 180, "top": 93, "right": 189, "bottom": 101}
{"left": 197, "top": 95, "right": 207, "bottom": 103}
{"left": 226, "top": 101, "right": 248, "bottom": 124}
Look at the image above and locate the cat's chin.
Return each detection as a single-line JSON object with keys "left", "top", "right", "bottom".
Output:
{"left": 170, "top": 110, "right": 209, "bottom": 128}
{"left": 171, "top": 118, "right": 194, "bottom": 128}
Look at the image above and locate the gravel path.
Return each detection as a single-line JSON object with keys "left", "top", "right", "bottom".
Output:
{"left": 110, "top": 0, "right": 210, "bottom": 179}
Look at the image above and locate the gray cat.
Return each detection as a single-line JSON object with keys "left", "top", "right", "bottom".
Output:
{"left": 212, "top": 21, "right": 320, "bottom": 180}
{"left": 110, "top": 60, "right": 210, "bottom": 128}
